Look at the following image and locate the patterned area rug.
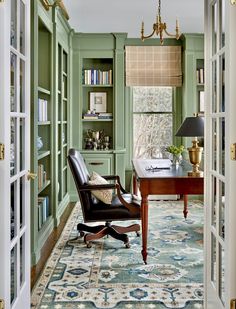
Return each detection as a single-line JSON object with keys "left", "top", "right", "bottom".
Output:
{"left": 31, "top": 200, "right": 204, "bottom": 309}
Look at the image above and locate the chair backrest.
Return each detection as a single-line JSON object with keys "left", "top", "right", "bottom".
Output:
{"left": 67, "top": 148, "right": 94, "bottom": 219}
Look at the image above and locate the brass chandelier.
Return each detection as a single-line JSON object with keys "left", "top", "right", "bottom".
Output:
{"left": 141, "top": 0, "right": 180, "bottom": 44}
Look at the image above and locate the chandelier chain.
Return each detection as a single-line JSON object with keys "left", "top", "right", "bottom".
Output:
{"left": 158, "top": 0, "right": 161, "bottom": 18}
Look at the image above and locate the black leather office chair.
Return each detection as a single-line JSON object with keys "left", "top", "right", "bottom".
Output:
{"left": 68, "top": 149, "right": 141, "bottom": 248}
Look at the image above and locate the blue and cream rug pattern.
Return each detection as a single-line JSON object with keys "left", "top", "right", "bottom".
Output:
{"left": 31, "top": 200, "right": 204, "bottom": 309}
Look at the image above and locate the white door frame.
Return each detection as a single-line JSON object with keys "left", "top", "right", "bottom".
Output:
{"left": 0, "top": 0, "right": 31, "bottom": 308}
{"left": 204, "top": 0, "right": 236, "bottom": 307}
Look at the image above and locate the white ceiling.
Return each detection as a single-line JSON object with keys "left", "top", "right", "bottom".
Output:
{"left": 63, "top": 0, "right": 204, "bottom": 38}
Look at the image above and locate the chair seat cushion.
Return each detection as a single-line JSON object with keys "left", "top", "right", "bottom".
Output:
{"left": 88, "top": 171, "right": 112, "bottom": 204}
{"left": 85, "top": 194, "right": 141, "bottom": 222}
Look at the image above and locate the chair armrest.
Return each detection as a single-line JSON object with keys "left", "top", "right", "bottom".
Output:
{"left": 79, "top": 183, "right": 116, "bottom": 191}
{"left": 115, "top": 183, "right": 140, "bottom": 214}
{"left": 102, "top": 175, "right": 127, "bottom": 193}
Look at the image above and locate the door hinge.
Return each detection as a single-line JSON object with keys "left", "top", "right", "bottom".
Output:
{"left": 230, "top": 143, "right": 236, "bottom": 160}
{"left": 0, "top": 143, "right": 4, "bottom": 160}
{"left": 231, "top": 299, "right": 236, "bottom": 309}
{"left": 0, "top": 299, "right": 4, "bottom": 309}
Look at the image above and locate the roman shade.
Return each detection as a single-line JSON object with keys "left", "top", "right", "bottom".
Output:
{"left": 125, "top": 46, "right": 182, "bottom": 87}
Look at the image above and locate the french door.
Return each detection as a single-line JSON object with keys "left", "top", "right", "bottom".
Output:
{"left": 0, "top": 0, "right": 31, "bottom": 308}
{"left": 205, "top": 0, "right": 236, "bottom": 307}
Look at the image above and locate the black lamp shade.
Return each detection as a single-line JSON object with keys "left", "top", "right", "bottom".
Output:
{"left": 175, "top": 116, "right": 204, "bottom": 137}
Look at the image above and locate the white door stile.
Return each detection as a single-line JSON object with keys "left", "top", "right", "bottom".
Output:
{"left": 225, "top": 1, "right": 236, "bottom": 304}
{"left": 205, "top": 0, "right": 236, "bottom": 307}
{"left": 0, "top": 0, "right": 11, "bottom": 308}
{"left": 0, "top": 0, "right": 31, "bottom": 308}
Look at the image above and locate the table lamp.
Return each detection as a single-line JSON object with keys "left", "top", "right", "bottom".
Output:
{"left": 175, "top": 114, "right": 204, "bottom": 177}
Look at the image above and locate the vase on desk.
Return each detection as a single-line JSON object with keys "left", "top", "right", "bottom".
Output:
{"left": 170, "top": 154, "right": 182, "bottom": 166}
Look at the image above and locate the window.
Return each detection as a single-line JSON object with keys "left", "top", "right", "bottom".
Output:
{"left": 133, "top": 87, "right": 173, "bottom": 159}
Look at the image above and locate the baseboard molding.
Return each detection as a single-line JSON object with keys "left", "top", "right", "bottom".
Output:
{"left": 69, "top": 191, "right": 78, "bottom": 202}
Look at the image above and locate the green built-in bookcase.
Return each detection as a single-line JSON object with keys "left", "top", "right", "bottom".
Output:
{"left": 71, "top": 33, "right": 127, "bottom": 191}
{"left": 31, "top": 0, "right": 71, "bottom": 265}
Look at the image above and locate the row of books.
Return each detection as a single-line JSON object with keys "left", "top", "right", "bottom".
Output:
{"left": 83, "top": 69, "right": 112, "bottom": 85}
{"left": 196, "top": 68, "right": 204, "bottom": 84}
{"left": 83, "top": 112, "right": 113, "bottom": 120}
{"left": 38, "top": 164, "right": 47, "bottom": 190}
{"left": 38, "top": 196, "right": 50, "bottom": 229}
{"left": 38, "top": 98, "right": 48, "bottom": 122}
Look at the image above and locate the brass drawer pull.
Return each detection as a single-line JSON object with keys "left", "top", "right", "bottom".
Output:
{"left": 89, "top": 162, "right": 104, "bottom": 166}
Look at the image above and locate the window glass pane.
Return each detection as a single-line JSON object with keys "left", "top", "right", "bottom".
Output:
{"left": 10, "top": 117, "right": 17, "bottom": 176}
{"left": 219, "top": 118, "right": 225, "bottom": 175}
{"left": 221, "top": 0, "right": 225, "bottom": 48}
{"left": 219, "top": 244, "right": 225, "bottom": 305}
{"left": 212, "top": 118, "right": 217, "bottom": 171}
{"left": 211, "top": 176, "right": 217, "bottom": 228}
{"left": 20, "top": 118, "right": 25, "bottom": 171}
{"left": 212, "top": 2, "right": 217, "bottom": 55}
{"left": 220, "top": 54, "right": 225, "bottom": 113}
{"left": 11, "top": 245, "right": 17, "bottom": 304}
{"left": 11, "top": 0, "right": 17, "bottom": 48}
{"left": 10, "top": 52, "right": 17, "bottom": 112}
{"left": 219, "top": 180, "right": 225, "bottom": 239}
{"left": 20, "top": 176, "right": 25, "bottom": 229}
{"left": 133, "top": 114, "right": 172, "bottom": 159}
{"left": 20, "top": 235, "right": 25, "bottom": 287}
{"left": 20, "top": 0, "right": 25, "bottom": 54}
{"left": 11, "top": 181, "right": 17, "bottom": 240}
{"left": 133, "top": 87, "right": 172, "bottom": 112}
{"left": 212, "top": 60, "right": 217, "bottom": 113}
{"left": 211, "top": 234, "right": 216, "bottom": 286}
{"left": 20, "top": 60, "right": 25, "bottom": 112}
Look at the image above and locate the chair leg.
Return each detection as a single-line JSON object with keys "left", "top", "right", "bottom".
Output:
{"left": 77, "top": 223, "right": 105, "bottom": 236}
{"left": 112, "top": 223, "right": 140, "bottom": 235}
{"left": 107, "top": 226, "right": 130, "bottom": 247}
{"left": 84, "top": 226, "right": 109, "bottom": 247}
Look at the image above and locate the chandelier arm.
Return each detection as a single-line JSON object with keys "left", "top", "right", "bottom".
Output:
{"left": 164, "top": 29, "right": 178, "bottom": 38}
{"left": 141, "top": 29, "right": 156, "bottom": 40}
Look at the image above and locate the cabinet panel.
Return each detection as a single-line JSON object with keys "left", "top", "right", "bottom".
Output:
{"left": 84, "top": 155, "right": 113, "bottom": 176}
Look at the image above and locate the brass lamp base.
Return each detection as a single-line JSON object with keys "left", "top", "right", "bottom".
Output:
{"left": 187, "top": 138, "right": 203, "bottom": 177}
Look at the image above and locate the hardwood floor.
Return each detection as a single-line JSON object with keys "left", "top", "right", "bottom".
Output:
{"left": 31, "top": 202, "right": 76, "bottom": 289}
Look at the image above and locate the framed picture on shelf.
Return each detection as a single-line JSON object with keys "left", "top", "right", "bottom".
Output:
{"left": 89, "top": 92, "right": 107, "bottom": 113}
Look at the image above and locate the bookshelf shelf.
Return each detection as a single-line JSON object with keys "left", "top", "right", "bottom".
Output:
{"left": 38, "top": 86, "right": 51, "bottom": 95}
{"left": 38, "top": 150, "right": 50, "bottom": 160}
{"left": 82, "top": 119, "right": 113, "bottom": 122}
{"left": 38, "top": 180, "right": 51, "bottom": 194}
{"left": 38, "top": 121, "right": 51, "bottom": 125}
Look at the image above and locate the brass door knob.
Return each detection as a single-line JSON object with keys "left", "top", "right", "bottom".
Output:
{"left": 27, "top": 171, "right": 37, "bottom": 181}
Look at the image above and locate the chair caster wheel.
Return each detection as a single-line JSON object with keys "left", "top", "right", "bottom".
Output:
{"left": 86, "top": 242, "right": 92, "bottom": 248}
{"left": 125, "top": 242, "right": 130, "bottom": 248}
{"left": 136, "top": 231, "right": 140, "bottom": 237}
{"left": 79, "top": 231, "right": 85, "bottom": 237}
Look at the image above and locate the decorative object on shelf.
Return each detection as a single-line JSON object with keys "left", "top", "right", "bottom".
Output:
{"left": 85, "top": 130, "right": 111, "bottom": 151}
{"left": 62, "top": 132, "right": 65, "bottom": 143}
{"left": 40, "top": 0, "right": 69, "bottom": 20}
{"left": 166, "top": 145, "right": 184, "bottom": 166}
{"left": 37, "top": 136, "right": 43, "bottom": 151}
{"left": 176, "top": 114, "right": 204, "bottom": 177}
{"left": 89, "top": 92, "right": 107, "bottom": 113}
{"left": 141, "top": 0, "right": 180, "bottom": 44}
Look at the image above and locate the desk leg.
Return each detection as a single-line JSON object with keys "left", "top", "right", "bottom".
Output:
{"left": 141, "top": 194, "right": 148, "bottom": 264}
{"left": 183, "top": 195, "right": 188, "bottom": 219}
{"left": 133, "top": 174, "right": 138, "bottom": 195}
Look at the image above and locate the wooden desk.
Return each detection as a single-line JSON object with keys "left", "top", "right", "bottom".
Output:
{"left": 132, "top": 159, "right": 204, "bottom": 264}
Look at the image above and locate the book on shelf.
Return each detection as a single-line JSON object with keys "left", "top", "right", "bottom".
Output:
{"left": 38, "top": 98, "right": 48, "bottom": 122}
{"left": 98, "top": 113, "right": 113, "bottom": 119}
{"left": 196, "top": 68, "right": 204, "bottom": 84}
{"left": 83, "top": 113, "right": 98, "bottom": 119}
{"left": 38, "top": 164, "right": 47, "bottom": 190}
{"left": 38, "top": 195, "right": 50, "bottom": 228}
{"left": 199, "top": 90, "right": 205, "bottom": 112}
{"left": 83, "top": 69, "right": 112, "bottom": 85}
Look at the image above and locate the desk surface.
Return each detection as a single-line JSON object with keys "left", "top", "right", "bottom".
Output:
{"left": 132, "top": 159, "right": 203, "bottom": 179}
